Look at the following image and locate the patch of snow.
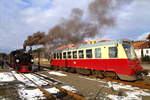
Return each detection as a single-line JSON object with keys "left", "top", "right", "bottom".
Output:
{"left": 79, "top": 76, "right": 106, "bottom": 83}
{"left": 107, "top": 95, "right": 125, "bottom": 100}
{"left": 107, "top": 81, "right": 139, "bottom": 91}
{"left": 0, "top": 72, "right": 15, "bottom": 82}
{"left": 46, "top": 87, "right": 60, "bottom": 94}
{"left": 39, "top": 74, "right": 48, "bottom": 77}
{"left": 18, "top": 85, "right": 45, "bottom": 100}
{"left": 147, "top": 73, "right": 150, "bottom": 77}
{"left": 61, "top": 85, "right": 77, "bottom": 93}
{"left": 11, "top": 71, "right": 36, "bottom": 87}
{"left": 107, "top": 81, "right": 150, "bottom": 100}
{"left": 48, "top": 71, "right": 67, "bottom": 76}
{"left": 107, "top": 90, "right": 150, "bottom": 100}
{"left": 24, "top": 74, "right": 48, "bottom": 86}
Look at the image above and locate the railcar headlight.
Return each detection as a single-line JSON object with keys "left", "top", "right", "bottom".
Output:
{"left": 31, "top": 59, "right": 34, "bottom": 62}
{"left": 16, "top": 59, "right": 19, "bottom": 63}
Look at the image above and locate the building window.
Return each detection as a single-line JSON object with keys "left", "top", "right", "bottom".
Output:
{"left": 109, "top": 47, "right": 118, "bottom": 58}
{"left": 73, "top": 51, "right": 77, "bottom": 59}
{"left": 86, "top": 49, "right": 92, "bottom": 58}
{"left": 78, "top": 50, "right": 84, "bottom": 58}
{"left": 63, "top": 52, "right": 66, "bottom": 59}
{"left": 68, "top": 52, "right": 71, "bottom": 59}
{"left": 95, "top": 48, "right": 101, "bottom": 58}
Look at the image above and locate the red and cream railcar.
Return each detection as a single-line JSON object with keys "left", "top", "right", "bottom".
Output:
{"left": 50, "top": 39, "right": 147, "bottom": 81}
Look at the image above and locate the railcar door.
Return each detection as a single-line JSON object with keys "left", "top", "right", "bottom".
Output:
{"left": 107, "top": 46, "right": 118, "bottom": 71}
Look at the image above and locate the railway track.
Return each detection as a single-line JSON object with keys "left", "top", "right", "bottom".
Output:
{"left": 21, "top": 74, "right": 56, "bottom": 100}
{"left": 33, "top": 73, "right": 88, "bottom": 100}
{"left": 12, "top": 71, "right": 87, "bottom": 100}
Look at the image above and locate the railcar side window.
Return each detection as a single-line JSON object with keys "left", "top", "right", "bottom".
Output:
{"left": 79, "top": 50, "right": 84, "bottom": 58}
{"left": 73, "top": 51, "right": 77, "bottom": 59}
{"left": 60, "top": 53, "right": 62, "bottom": 59}
{"left": 54, "top": 53, "right": 56, "bottom": 59}
{"left": 68, "top": 52, "right": 71, "bottom": 59}
{"left": 109, "top": 47, "right": 118, "bottom": 58}
{"left": 63, "top": 52, "right": 66, "bottom": 59}
{"left": 95, "top": 48, "right": 101, "bottom": 58}
{"left": 57, "top": 53, "right": 60, "bottom": 59}
{"left": 86, "top": 49, "right": 92, "bottom": 58}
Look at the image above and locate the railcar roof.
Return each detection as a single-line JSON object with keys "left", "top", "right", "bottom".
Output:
{"left": 54, "top": 39, "right": 130, "bottom": 52}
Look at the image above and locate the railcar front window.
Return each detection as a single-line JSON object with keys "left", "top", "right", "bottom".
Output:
{"left": 123, "top": 44, "right": 137, "bottom": 60}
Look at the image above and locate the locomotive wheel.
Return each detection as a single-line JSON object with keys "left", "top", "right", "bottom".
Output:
{"left": 104, "top": 71, "right": 118, "bottom": 79}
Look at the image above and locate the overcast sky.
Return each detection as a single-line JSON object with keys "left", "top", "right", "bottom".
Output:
{"left": 0, "top": 0, "right": 150, "bottom": 53}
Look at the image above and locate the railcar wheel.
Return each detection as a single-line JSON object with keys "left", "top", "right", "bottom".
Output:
{"left": 59, "top": 67, "right": 68, "bottom": 72}
{"left": 104, "top": 72, "right": 119, "bottom": 80}
{"left": 68, "top": 67, "right": 76, "bottom": 73}
{"left": 92, "top": 70, "right": 104, "bottom": 78}
{"left": 54, "top": 66, "right": 60, "bottom": 71}
{"left": 76, "top": 68, "right": 91, "bottom": 75}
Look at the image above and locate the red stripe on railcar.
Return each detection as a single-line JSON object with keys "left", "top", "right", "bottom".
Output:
{"left": 51, "top": 59, "right": 142, "bottom": 76}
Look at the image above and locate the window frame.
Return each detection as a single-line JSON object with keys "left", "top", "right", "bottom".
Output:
{"left": 67, "top": 51, "right": 72, "bottom": 59}
{"left": 95, "top": 48, "right": 101, "bottom": 58}
{"left": 86, "top": 49, "right": 93, "bottom": 59}
{"left": 63, "top": 52, "right": 67, "bottom": 59}
{"left": 78, "top": 50, "right": 84, "bottom": 59}
{"left": 109, "top": 47, "right": 118, "bottom": 58}
{"left": 73, "top": 51, "right": 77, "bottom": 59}
{"left": 54, "top": 53, "right": 56, "bottom": 59}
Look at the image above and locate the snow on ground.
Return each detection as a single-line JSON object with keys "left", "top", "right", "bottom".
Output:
{"left": 0, "top": 72, "right": 15, "bottom": 82}
{"left": 79, "top": 76, "right": 107, "bottom": 84}
{"left": 39, "top": 74, "right": 48, "bottom": 77}
{"left": 24, "top": 74, "right": 48, "bottom": 86}
{"left": 18, "top": 85, "right": 45, "bottom": 100}
{"left": 48, "top": 71, "right": 67, "bottom": 76}
{"left": 107, "top": 81, "right": 139, "bottom": 91}
{"left": 107, "top": 81, "right": 150, "bottom": 100}
{"left": 61, "top": 85, "right": 77, "bottom": 93}
{"left": 12, "top": 71, "right": 36, "bottom": 87}
{"left": 79, "top": 76, "right": 150, "bottom": 100}
{"left": 46, "top": 87, "right": 60, "bottom": 94}
{"left": 147, "top": 73, "right": 150, "bottom": 77}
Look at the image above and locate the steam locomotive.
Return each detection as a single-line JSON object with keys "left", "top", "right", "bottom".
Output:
{"left": 8, "top": 49, "right": 33, "bottom": 72}
{"left": 50, "top": 39, "right": 148, "bottom": 81}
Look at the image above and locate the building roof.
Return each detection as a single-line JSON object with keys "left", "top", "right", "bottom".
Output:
{"left": 133, "top": 41, "right": 150, "bottom": 49}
